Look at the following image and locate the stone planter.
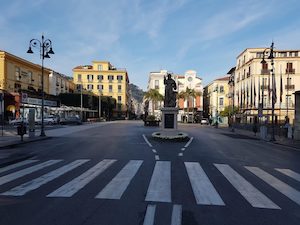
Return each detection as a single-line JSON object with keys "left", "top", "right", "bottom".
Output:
{"left": 144, "top": 120, "right": 160, "bottom": 126}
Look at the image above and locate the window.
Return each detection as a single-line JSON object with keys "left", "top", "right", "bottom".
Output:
{"left": 256, "top": 52, "right": 264, "bottom": 58}
{"left": 98, "top": 65, "right": 103, "bottom": 71}
{"left": 286, "top": 95, "right": 293, "bottom": 107}
{"left": 97, "top": 85, "right": 103, "bottom": 91}
{"left": 118, "top": 96, "right": 122, "bottom": 103}
{"left": 28, "top": 71, "right": 33, "bottom": 84}
{"left": 219, "top": 97, "right": 224, "bottom": 106}
{"left": 97, "top": 75, "right": 103, "bottom": 82}
{"left": 77, "top": 74, "right": 82, "bottom": 82}
{"left": 87, "top": 84, "right": 94, "bottom": 90}
{"left": 38, "top": 74, "right": 42, "bottom": 86}
{"left": 118, "top": 85, "right": 122, "bottom": 93}
{"left": 155, "top": 80, "right": 159, "bottom": 89}
{"left": 87, "top": 74, "right": 93, "bottom": 81}
{"left": 15, "top": 67, "right": 20, "bottom": 81}
{"left": 109, "top": 85, "right": 113, "bottom": 92}
{"left": 108, "top": 75, "right": 114, "bottom": 83}
{"left": 219, "top": 85, "right": 224, "bottom": 93}
{"left": 279, "top": 52, "right": 287, "bottom": 57}
{"left": 117, "top": 75, "right": 123, "bottom": 83}
{"left": 286, "top": 62, "right": 295, "bottom": 74}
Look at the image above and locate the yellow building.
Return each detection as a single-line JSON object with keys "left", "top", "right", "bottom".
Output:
{"left": 72, "top": 61, "right": 130, "bottom": 118}
{"left": 203, "top": 76, "right": 230, "bottom": 125}
{"left": 0, "top": 50, "right": 56, "bottom": 119}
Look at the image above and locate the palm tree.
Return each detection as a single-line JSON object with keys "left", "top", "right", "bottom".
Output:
{"left": 144, "top": 89, "right": 164, "bottom": 115}
{"left": 178, "top": 87, "right": 202, "bottom": 122}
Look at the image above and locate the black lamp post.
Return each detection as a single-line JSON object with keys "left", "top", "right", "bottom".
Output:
{"left": 27, "top": 35, "right": 54, "bottom": 137}
{"left": 228, "top": 73, "right": 235, "bottom": 132}
{"left": 261, "top": 42, "right": 275, "bottom": 141}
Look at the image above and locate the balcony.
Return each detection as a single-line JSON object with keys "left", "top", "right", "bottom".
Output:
{"left": 261, "top": 69, "right": 270, "bottom": 75}
{"left": 285, "top": 85, "right": 295, "bottom": 90}
{"left": 286, "top": 69, "right": 295, "bottom": 74}
{"left": 246, "top": 72, "right": 250, "bottom": 78}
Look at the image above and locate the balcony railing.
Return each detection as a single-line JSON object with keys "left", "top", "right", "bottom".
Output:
{"left": 286, "top": 69, "right": 295, "bottom": 74}
{"left": 261, "top": 69, "right": 270, "bottom": 75}
{"left": 285, "top": 85, "right": 295, "bottom": 90}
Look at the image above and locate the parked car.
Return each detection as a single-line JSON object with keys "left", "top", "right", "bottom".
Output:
{"left": 44, "top": 115, "right": 59, "bottom": 125}
{"left": 200, "top": 118, "right": 209, "bottom": 125}
{"left": 9, "top": 118, "right": 28, "bottom": 126}
{"left": 60, "top": 116, "right": 82, "bottom": 125}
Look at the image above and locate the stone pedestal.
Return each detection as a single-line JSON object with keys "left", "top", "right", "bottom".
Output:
{"left": 161, "top": 107, "right": 179, "bottom": 130}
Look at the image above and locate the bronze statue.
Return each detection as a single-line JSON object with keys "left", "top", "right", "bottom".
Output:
{"left": 164, "top": 73, "right": 177, "bottom": 107}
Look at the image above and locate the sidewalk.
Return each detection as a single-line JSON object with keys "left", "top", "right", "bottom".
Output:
{"left": 221, "top": 126, "right": 300, "bottom": 150}
{"left": 0, "top": 122, "right": 113, "bottom": 167}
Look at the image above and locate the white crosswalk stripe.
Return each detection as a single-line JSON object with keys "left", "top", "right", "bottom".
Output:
{"left": 185, "top": 162, "right": 225, "bottom": 206}
{"left": 246, "top": 166, "right": 300, "bottom": 206}
{"left": 96, "top": 160, "right": 143, "bottom": 199}
{"left": 1, "top": 159, "right": 300, "bottom": 210}
{"left": 275, "top": 168, "right": 300, "bottom": 182}
{"left": 0, "top": 160, "right": 39, "bottom": 174}
{"left": 1, "top": 159, "right": 89, "bottom": 196}
{"left": 0, "top": 160, "right": 62, "bottom": 186}
{"left": 47, "top": 159, "right": 116, "bottom": 197}
{"left": 145, "top": 161, "right": 171, "bottom": 203}
{"left": 215, "top": 164, "right": 280, "bottom": 209}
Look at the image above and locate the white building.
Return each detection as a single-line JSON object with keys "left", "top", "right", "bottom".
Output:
{"left": 146, "top": 69, "right": 203, "bottom": 121}
{"left": 49, "top": 71, "right": 74, "bottom": 96}
{"left": 235, "top": 47, "right": 300, "bottom": 123}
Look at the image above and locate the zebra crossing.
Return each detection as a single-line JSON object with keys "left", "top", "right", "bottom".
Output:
{"left": 0, "top": 158, "right": 300, "bottom": 210}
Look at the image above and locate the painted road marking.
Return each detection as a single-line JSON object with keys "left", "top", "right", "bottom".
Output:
{"left": 145, "top": 161, "right": 171, "bottom": 202}
{"left": 155, "top": 155, "right": 160, "bottom": 160}
{"left": 152, "top": 149, "right": 157, "bottom": 153}
{"left": 0, "top": 160, "right": 62, "bottom": 186}
{"left": 215, "top": 164, "right": 280, "bottom": 209}
{"left": 96, "top": 160, "right": 143, "bottom": 199}
{"left": 47, "top": 159, "right": 116, "bottom": 197}
{"left": 0, "top": 160, "right": 39, "bottom": 174}
{"left": 184, "top": 137, "right": 194, "bottom": 148}
{"left": 246, "top": 166, "right": 300, "bottom": 206}
{"left": 275, "top": 168, "right": 300, "bottom": 182}
{"left": 171, "top": 204, "right": 182, "bottom": 225}
{"left": 185, "top": 162, "right": 224, "bottom": 206}
{"left": 143, "top": 205, "right": 156, "bottom": 225}
{"left": 1, "top": 160, "right": 89, "bottom": 196}
{"left": 142, "top": 134, "right": 153, "bottom": 148}
{"left": 178, "top": 153, "right": 183, "bottom": 157}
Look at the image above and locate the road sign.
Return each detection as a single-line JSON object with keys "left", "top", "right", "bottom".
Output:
{"left": 21, "top": 92, "right": 28, "bottom": 103}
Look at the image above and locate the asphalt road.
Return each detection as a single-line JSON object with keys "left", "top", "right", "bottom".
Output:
{"left": 0, "top": 121, "right": 299, "bottom": 225}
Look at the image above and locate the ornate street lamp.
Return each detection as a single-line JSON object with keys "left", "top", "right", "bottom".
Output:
{"left": 27, "top": 35, "right": 54, "bottom": 137}
{"left": 261, "top": 42, "right": 275, "bottom": 141}
{"left": 228, "top": 73, "right": 235, "bottom": 132}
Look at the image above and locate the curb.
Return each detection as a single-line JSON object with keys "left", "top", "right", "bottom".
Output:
{"left": 0, "top": 136, "right": 51, "bottom": 149}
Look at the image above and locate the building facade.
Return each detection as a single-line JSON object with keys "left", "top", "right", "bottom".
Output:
{"left": 72, "top": 61, "right": 130, "bottom": 119}
{"left": 146, "top": 69, "right": 203, "bottom": 122}
{"left": 203, "top": 76, "right": 230, "bottom": 125}
{"left": 49, "top": 71, "right": 75, "bottom": 96}
{"left": 234, "top": 48, "right": 300, "bottom": 124}
{"left": 0, "top": 50, "right": 58, "bottom": 120}
{"left": 146, "top": 70, "right": 168, "bottom": 118}
{"left": 177, "top": 70, "right": 203, "bottom": 121}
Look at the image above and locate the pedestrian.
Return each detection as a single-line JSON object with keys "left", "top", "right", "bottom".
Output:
{"left": 253, "top": 117, "right": 258, "bottom": 136}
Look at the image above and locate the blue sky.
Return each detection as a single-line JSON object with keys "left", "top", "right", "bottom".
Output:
{"left": 1, "top": 0, "right": 300, "bottom": 90}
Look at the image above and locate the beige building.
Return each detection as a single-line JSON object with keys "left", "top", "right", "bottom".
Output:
{"left": 72, "top": 61, "right": 130, "bottom": 118}
{"left": 203, "top": 76, "right": 230, "bottom": 124}
{"left": 49, "top": 70, "right": 75, "bottom": 96}
{"left": 235, "top": 48, "right": 300, "bottom": 123}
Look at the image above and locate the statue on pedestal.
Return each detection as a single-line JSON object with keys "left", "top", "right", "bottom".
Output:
{"left": 164, "top": 73, "right": 177, "bottom": 107}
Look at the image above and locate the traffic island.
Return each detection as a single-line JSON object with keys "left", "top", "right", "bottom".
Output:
{"left": 152, "top": 131, "right": 189, "bottom": 141}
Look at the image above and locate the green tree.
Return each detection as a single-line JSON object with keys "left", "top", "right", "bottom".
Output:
{"left": 178, "top": 87, "right": 202, "bottom": 116}
{"left": 144, "top": 89, "right": 164, "bottom": 114}
{"left": 219, "top": 106, "right": 239, "bottom": 117}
